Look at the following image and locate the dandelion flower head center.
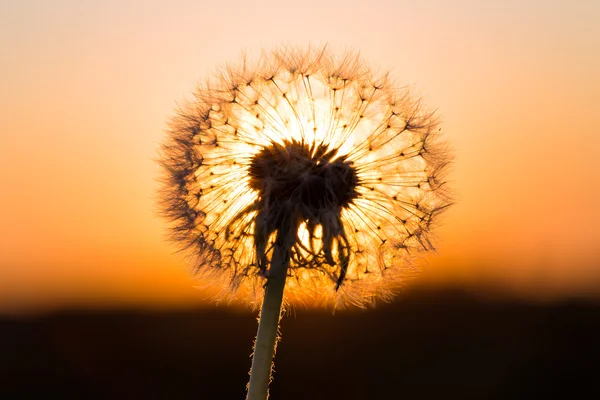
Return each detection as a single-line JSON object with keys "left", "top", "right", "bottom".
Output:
{"left": 249, "top": 140, "right": 359, "bottom": 220}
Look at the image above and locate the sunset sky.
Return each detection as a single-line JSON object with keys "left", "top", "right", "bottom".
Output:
{"left": 1, "top": 0, "right": 599, "bottom": 313}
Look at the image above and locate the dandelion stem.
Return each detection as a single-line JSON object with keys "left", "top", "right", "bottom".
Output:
{"left": 247, "top": 234, "right": 291, "bottom": 400}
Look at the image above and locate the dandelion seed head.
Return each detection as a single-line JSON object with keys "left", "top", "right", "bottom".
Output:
{"left": 159, "top": 46, "right": 452, "bottom": 308}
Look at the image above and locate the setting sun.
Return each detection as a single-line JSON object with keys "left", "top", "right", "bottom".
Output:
{"left": 158, "top": 47, "right": 450, "bottom": 309}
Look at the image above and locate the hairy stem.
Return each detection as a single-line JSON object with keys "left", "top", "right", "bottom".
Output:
{"left": 247, "top": 235, "right": 291, "bottom": 400}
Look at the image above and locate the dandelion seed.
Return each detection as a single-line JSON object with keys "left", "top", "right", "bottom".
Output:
{"left": 158, "top": 46, "right": 452, "bottom": 400}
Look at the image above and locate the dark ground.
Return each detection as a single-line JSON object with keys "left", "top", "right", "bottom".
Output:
{"left": 1, "top": 287, "right": 599, "bottom": 399}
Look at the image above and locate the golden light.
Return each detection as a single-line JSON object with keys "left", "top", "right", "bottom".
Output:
{"left": 159, "top": 46, "right": 451, "bottom": 309}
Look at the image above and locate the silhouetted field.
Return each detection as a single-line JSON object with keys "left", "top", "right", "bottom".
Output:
{"left": 1, "top": 287, "right": 599, "bottom": 399}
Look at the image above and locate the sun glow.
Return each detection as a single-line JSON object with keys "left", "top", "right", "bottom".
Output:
{"left": 159, "top": 47, "right": 451, "bottom": 308}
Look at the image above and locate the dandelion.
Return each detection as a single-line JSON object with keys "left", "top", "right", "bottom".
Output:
{"left": 158, "top": 46, "right": 452, "bottom": 400}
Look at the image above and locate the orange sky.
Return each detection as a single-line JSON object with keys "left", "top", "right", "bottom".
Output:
{"left": 1, "top": 0, "right": 599, "bottom": 313}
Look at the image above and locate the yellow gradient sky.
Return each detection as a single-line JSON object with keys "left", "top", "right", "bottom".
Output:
{"left": 1, "top": 0, "right": 599, "bottom": 313}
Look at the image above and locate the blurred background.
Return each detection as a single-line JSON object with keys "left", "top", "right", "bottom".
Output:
{"left": 1, "top": 0, "right": 599, "bottom": 398}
